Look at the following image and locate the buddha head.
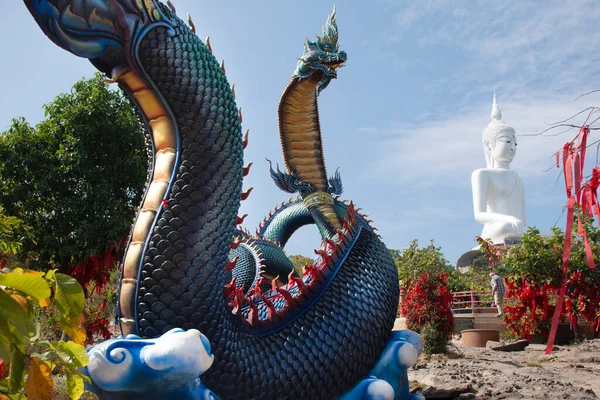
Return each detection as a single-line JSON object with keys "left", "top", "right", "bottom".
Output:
{"left": 482, "top": 94, "right": 517, "bottom": 168}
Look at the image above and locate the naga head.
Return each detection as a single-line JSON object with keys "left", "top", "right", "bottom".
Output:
{"left": 294, "top": 6, "right": 347, "bottom": 93}
{"left": 23, "top": 0, "right": 176, "bottom": 76}
{"left": 267, "top": 159, "right": 316, "bottom": 196}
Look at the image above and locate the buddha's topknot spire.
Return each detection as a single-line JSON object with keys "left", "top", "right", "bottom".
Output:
{"left": 491, "top": 92, "right": 502, "bottom": 121}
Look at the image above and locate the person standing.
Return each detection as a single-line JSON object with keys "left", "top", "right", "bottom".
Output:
{"left": 490, "top": 271, "right": 505, "bottom": 317}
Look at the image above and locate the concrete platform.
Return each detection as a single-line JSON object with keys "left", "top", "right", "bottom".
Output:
{"left": 454, "top": 313, "right": 507, "bottom": 335}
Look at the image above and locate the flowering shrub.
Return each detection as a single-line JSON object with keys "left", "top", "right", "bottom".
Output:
{"left": 504, "top": 276, "right": 557, "bottom": 339}
{"left": 495, "top": 224, "right": 600, "bottom": 340}
{"left": 400, "top": 271, "right": 454, "bottom": 354}
{"left": 61, "top": 239, "right": 124, "bottom": 345}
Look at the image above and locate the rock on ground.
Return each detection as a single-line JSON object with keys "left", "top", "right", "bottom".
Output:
{"left": 409, "top": 339, "right": 600, "bottom": 399}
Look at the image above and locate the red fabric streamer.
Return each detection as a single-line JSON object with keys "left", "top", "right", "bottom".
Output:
{"left": 546, "top": 195, "right": 575, "bottom": 354}
{"left": 563, "top": 142, "right": 573, "bottom": 197}
{"left": 547, "top": 126, "right": 596, "bottom": 353}
{"left": 582, "top": 167, "right": 600, "bottom": 227}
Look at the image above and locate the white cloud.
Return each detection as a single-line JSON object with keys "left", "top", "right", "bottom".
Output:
{"left": 387, "top": 1, "right": 600, "bottom": 99}
{"left": 365, "top": 92, "right": 600, "bottom": 188}
{"left": 395, "top": 7, "right": 420, "bottom": 28}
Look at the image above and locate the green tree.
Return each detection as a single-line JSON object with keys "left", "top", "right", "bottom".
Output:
{"left": 288, "top": 254, "right": 314, "bottom": 276}
{"left": 0, "top": 73, "right": 148, "bottom": 271}
{"left": 0, "top": 207, "right": 30, "bottom": 260}
{"left": 391, "top": 239, "right": 466, "bottom": 292}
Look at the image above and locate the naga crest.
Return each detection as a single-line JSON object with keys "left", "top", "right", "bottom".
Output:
{"left": 23, "top": 0, "right": 177, "bottom": 76}
{"left": 293, "top": 6, "right": 348, "bottom": 93}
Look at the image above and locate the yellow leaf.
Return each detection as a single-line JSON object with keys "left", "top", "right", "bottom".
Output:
{"left": 53, "top": 341, "right": 88, "bottom": 369}
{"left": 25, "top": 358, "right": 54, "bottom": 400}
{"left": 54, "top": 273, "right": 85, "bottom": 320}
{"left": 59, "top": 313, "right": 87, "bottom": 345}
{"left": 9, "top": 294, "right": 28, "bottom": 312}
{"left": 0, "top": 269, "right": 50, "bottom": 300}
{"left": 66, "top": 373, "right": 84, "bottom": 400}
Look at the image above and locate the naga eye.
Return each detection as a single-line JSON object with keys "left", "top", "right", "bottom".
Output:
{"left": 323, "top": 45, "right": 331, "bottom": 51}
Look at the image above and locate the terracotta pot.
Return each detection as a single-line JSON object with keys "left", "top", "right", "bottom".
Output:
{"left": 461, "top": 329, "right": 500, "bottom": 347}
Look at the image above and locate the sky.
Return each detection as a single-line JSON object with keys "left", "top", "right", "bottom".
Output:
{"left": 2, "top": 1, "right": 600, "bottom": 265}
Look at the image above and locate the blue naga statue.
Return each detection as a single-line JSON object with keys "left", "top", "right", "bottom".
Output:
{"left": 23, "top": 1, "right": 423, "bottom": 399}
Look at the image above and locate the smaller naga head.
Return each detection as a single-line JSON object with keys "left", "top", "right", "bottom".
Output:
{"left": 22, "top": 0, "right": 176, "bottom": 76}
{"left": 267, "top": 159, "right": 316, "bottom": 196}
{"left": 294, "top": 6, "right": 347, "bottom": 93}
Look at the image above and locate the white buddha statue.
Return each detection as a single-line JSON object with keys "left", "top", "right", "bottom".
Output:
{"left": 471, "top": 94, "right": 526, "bottom": 245}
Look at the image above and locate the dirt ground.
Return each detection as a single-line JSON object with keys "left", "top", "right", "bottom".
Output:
{"left": 409, "top": 338, "right": 600, "bottom": 399}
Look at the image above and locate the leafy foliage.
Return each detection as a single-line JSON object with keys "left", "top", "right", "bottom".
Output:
{"left": 0, "top": 208, "right": 31, "bottom": 270}
{"left": 0, "top": 73, "right": 147, "bottom": 271}
{"left": 0, "top": 268, "right": 89, "bottom": 399}
{"left": 400, "top": 271, "right": 454, "bottom": 354}
{"left": 459, "top": 256, "right": 497, "bottom": 292}
{"left": 391, "top": 239, "right": 466, "bottom": 292}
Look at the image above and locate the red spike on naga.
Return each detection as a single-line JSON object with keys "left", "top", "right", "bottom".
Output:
{"left": 236, "top": 214, "right": 248, "bottom": 225}
{"left": 187, "top": 13, "right": 196, "bottom": 34}
{"left": 230, "top": 286, "right": 246, "bottom": 316}
{"left": 262, "top": 294, "right": 281, "bottom": 322}
{"left": 230, "top": 239, "right": 242, "bottom": 250}
{"left": 166, "top": 0, "right": 176, "bottom": 13}
{"left": 223, "top": 277, "right": 237, "bottom": 299}
{"left": 341, "top": 216, "right": 352, "bottom": 232}
{"left": 335, "top": 229, "right": 348, "bottom": 244}
{"left": 271, "top": 276, "right": 280, "bottom": 292}
{"left": 276, "top": 286, "right": 299, "bottom": 309}
{"left": 247, "top": 298, "right": 261, "bottom": 327}
{"left": 241, "top": 187, "right": 253, "bottom": 200}
{"left": 231, "top": 83, "right": 236, "bottom": 99}
{"left": 325, "top": 238, "right": 341, "bottom": 254}
{"left": 221, "top": 60, "right": 226, "bottom": 75}
{"left": 243, "top": 162, "right": 253, "bottom": 176}
{"left": 303, "top": 263, "right": 324, "bottom": 282}
{"left": 250, "top": 278, "right": 265, "bottom": 298}
{"left": 205, "top": 36, "right": 212, "bottom": 53}
{"left": 288, "top": 271, "right": 306, "bottom": 295}
{"left": 347, "top": 201, "right": 356, "bottom": 222}
{"left": 242, "top": 129, "right": 249, "bottom": 149}
{"left": 226, "top": 256, "right": 239, "bottom": 271}
{"left": 238, "top": 107, "right": 243, "bottom": 124}
{"left": 314, "top": 248, "right": 329, "bottom": 259}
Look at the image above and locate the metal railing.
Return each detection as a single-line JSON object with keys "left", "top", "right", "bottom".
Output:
{"left": 452, "top": 290, "right": 496, "bottom": 314}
